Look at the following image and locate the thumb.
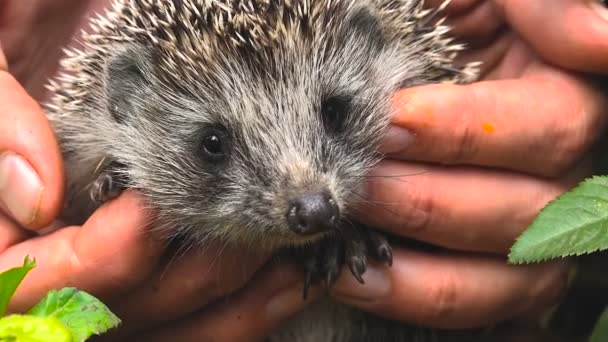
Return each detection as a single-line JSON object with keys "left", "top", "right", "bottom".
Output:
{"left": 0, "top": 58, "right": 64, "bottom": 229}
{"left": 495, "top": 0, "right": 608, "bottom": 73}
{"left": 3, "top": 191, "right": 162, "bottom": 312}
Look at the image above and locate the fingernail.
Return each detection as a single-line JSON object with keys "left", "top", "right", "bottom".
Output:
{"left": 265, "top": 282, "right": 321, "bottom": 320}
{"left": 0, "top": 152, "right": 44, "bottom": 225}
{"left": 590, "top": 0, "right": 608, "bottom": 21}
{"left": 332, "top": 264, "right": 391, "bottom": 303}
{"left": 379, "top": 125, "right": 416, "bottom": 154}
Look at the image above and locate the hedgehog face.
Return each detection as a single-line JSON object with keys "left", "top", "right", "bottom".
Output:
{"left": 70, "top": 2, "right": 449, "bottom": 250}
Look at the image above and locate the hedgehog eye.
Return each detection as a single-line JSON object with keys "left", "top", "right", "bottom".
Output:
{"left": 200, "top": 127, "right": 230, "bottom": 162}
{"left": 321, "top": 96, "right": 351, "bottom": 132}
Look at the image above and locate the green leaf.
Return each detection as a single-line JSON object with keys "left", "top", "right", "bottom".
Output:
{"left": 590, "top": 306, "right": 608, "bottom": 342}
{"left": 509, "top": 176, "right": 608, "bottom": 264}
{"left": 0, "top": 257, "right": 36, "bottom": 317}
{"left": 0, "top": 314, "right": 72, "bottom": 342}
{"left": 27, "top": 288, "right": 120, "bottom": 342}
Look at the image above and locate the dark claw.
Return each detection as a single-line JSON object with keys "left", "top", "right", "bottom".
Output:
{"left": 303, "top": 269, "right": 313, "bottom": 300}
{"left": 301, "top": 243, "right": 322, "bottom": 300}
{"left": 366, "top": 230, "right": 393, "bottom": 266}
{"left": 325, "top": 267, "right": 339, "bottom": 288}
{"left": 345, "top": 233, "right": 368, "bottom": 284}
{"left": 348, "top": 257, "right": 366, "bottom": 284}
{"left": 321, "top": 242, "right": 342, "bottom": 288}
{"left": 89, "top": 174, "right": 113, "bottom": 203}
{"left": 378, "top": 244, "right": 393, "bottom": 266}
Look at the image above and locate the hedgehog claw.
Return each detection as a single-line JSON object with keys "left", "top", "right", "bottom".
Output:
{"left": 301, "top": 243, "right": 322, "bottom": 299}
{"left": 348, "top": 257, "right": 367, "bottom": 284}
{"left": 325, "top": 269, "right": 338, "bottom": 289}
{"left": 303, "top": 270, "right": 313, "bottom": 300}
{"left": 345, "top": 234, "right": 368, "bottom": 283}
{"left": 322, "top": 242, "right": 342, "bottom": 288}
{"left": 366, "top": 230, "right": 393, "bottom": 266}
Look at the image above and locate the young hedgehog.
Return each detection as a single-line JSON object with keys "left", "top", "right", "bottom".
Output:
{"left": 45, "top": 0, "right": 479, "bottom": 340}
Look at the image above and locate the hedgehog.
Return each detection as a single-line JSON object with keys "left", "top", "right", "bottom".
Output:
{"left": 44, "top": 0, "right": 479, "bottom": 340}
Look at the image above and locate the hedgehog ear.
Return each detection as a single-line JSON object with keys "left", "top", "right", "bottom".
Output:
{"left": 346, "top": 6, "right": 385, "bottom": 50}
{"left": 106, "top": 46, "right": 154, "bottom": 124}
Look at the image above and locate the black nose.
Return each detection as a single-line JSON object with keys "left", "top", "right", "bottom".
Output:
{"left": 287, "top": 192, "right": 339, "bottom": 236}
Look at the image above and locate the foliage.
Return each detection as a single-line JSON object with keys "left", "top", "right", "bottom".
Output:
{"left": 509, "top": 176, "right": 608, "bottom": 340}
{"left": 509, "top": 176, "right": 608, "bottom": 264}
{"left": 0, "top": 257, "right": 120, "bottom": 342}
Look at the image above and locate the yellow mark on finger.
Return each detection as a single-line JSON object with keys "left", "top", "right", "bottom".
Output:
{"left": 482, "top": 122, "right": 495, "bottom": 133}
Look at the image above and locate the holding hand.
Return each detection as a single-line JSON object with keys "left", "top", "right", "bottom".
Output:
{"left": 331, "top": 0, "right": 608, "bottom": 330}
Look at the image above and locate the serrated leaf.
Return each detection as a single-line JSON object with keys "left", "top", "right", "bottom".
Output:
{"left": 0, "top": 314, "right": 72, "bottom": 342}
{"left": 590, "top": 306, "right": 608, "bottom": 342}
{"left": 27, "top": 288, "right": 120, "bottom": 342}
{"left": 0, "top": 256, "right": 36, "bottom": 317}
{"left": 509, "top": 176, "right": 608, "bottom": 264}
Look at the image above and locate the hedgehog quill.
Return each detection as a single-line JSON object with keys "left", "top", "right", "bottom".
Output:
{"left": 45, "top": 0, "right": 479, "bottom": 340}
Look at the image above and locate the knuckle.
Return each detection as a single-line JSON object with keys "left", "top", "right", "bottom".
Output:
{"left": 391, "top": 185, "right": 435, "bottom": 235}
{"left": 542, "top": 88, "right": 604, "bottom": 177}
{"left": 546, "top": 127, "right": 593, "bottom": 177}
{"left": 205, "top": 272, "right": 250, "bottom": 297}
{"left": 419, "top": 272, "right": 460, "bottom": 323}
{"left": 92, "top": 257, "right": 147, "bottom": 292}
{"left": 446, "top": 119, "right": 478, "bottom": 165}
{"left": 199, "top": 254, "right": 265, "bottom": 299}
{"left": 524, "top": 262, "right": 571, "bottom": 312}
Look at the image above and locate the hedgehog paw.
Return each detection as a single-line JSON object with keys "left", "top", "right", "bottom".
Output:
{"left": 297, "top": 227, "right": 393, "bottom": 299}
{"left": 88, "top": 162, "right": 127, "bottom": 203}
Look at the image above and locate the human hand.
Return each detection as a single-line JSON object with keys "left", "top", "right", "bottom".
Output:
{"left": 327, "top": 0, "right": 608, "bottom": 330}
{"left": 0, "top": 39, "right": 162, "bottom": 318}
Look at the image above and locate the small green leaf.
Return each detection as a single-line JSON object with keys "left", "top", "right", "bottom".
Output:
{"left": 509, "top": 176, "right": 608, "bottom": 264}
{"left": 0, "top": 256, "right": 36, "bottom": 317}
{"left": 0, "top": 314, "right": 72, "bottom": 342}
{"left": 27, "top": 288, "right": 120, "bottom": 342}
{"left": 590, "top": 306, "right": 608, "bottom": 342}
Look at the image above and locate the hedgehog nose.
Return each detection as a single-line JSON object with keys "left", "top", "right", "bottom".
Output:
{"left": 287, "top": 192, "right": 339, "bottom": 236}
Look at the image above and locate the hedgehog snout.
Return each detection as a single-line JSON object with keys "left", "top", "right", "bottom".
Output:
{"left": 286, "top": 191, "right": 339, "bottom": 236}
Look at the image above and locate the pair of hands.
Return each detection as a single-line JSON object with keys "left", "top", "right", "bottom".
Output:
{"left": 1, "top": 0, "right": 608, "bottom": 340}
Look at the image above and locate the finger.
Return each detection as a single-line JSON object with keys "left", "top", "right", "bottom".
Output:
{"left": 134, "top": 263, "right": 322, "bottom": 342}
{"left": 107, "top": 244, "right": 270, "bottom": 338}
{"left": 425, "top": 0, "right": 484, "bottom": 15}
{"left": 383, "top": 74, "right": 607, "bottom": 177}
{"left": 444, "top": 1, "right": 505, "bottom": 47}
{"left": 0, "top": 213, "right": 33, "bottom": 252}
{"left": 454, "top": 30, "right": 515, "bottom": 77}
{"left": 0, "top": 42, "right": 7, "bottom": 70}
{"left": 331, "top": 249, "right": 571, "bottom": 329}
{"left": 494, "top": 0, "right": 608, "bottom": 74}
{"left": 0, "top": 72, "right": 35, "bottom": 247}
{"left": 354, "top": 160, "right": 577, "bottom": 254}
{"left": 1, "top": 191, "right": 163, "bottom": 312}
{"left": 480, "top": 34, "right": 540, "bottom": 80}
{"left": 0, "top": 72, "right": 64, "bottom": 229}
